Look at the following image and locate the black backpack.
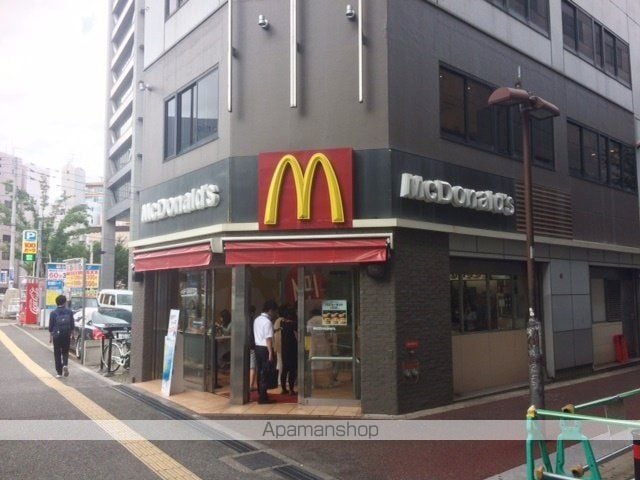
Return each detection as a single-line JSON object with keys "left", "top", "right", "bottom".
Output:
{"left": 54, "top": 310, "right": 73, "bottom": 337}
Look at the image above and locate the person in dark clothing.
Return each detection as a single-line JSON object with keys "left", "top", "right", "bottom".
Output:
{"left": 279, "top": 308, "right": 298, "bottom": 395}
{"left": 48, "top": 294, "right": 75, "bottom": 378}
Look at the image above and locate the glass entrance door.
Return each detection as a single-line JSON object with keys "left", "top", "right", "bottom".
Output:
{"left": 180, "top": 270, "right": 207, "bottom": 389}
{"left": 302, "top": 267, "right": 359, "bottom": 400}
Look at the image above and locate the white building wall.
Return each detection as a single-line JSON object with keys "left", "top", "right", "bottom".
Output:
{"left": 144, "top": 0, "right": 224, "bottom": 68}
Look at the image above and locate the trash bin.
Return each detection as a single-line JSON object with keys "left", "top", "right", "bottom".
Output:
{"left": 613, "top": 334, "right": 629, "bottom": 363}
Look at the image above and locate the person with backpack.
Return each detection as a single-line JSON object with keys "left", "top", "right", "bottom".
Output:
{"left": 49, "top": 294, "right": 74, "bottom": 378}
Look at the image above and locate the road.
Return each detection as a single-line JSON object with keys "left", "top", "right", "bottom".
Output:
{"left": 4, "top": 321, "right": 640, "bottom": 480}
{"left": 0, "top": 323, "right": 329, "bottom": 480}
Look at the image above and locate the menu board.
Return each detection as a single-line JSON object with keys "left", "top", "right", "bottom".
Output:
{"left": 322, "top": 300, "right": 348, "bottom": 326}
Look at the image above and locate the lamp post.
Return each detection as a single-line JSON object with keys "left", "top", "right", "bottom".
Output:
{"left": 488, "top": 87, "right": 560, "bottom": 408}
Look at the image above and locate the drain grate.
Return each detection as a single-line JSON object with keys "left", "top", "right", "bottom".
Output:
{"left": 112, "top": 384, "right": 256, "bottom": 454}
{"left": 234, "top": 451, "right": 287, "bottom": 470}
{"left": 274, "top": 465, "right": 325, "bottom": 480}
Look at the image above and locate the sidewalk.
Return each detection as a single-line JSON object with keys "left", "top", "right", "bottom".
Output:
{"left": 16, "top": 323, "right": 640, "bottom": 479}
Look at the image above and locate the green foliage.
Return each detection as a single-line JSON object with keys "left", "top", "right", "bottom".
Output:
{"left": 114, "top": 238, "right": 129, "bottom": 287}
{"left": 6, "top": 179, "right": 92, "bottom": 269}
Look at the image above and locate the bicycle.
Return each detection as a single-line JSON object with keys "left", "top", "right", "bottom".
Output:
{"left": 102, "top": 337, "right": 131, "bottom": 373}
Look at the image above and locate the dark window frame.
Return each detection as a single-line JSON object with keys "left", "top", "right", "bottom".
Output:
{"left": 451, "top": 272, "right": 527, "bottom": 334}
{"left": 567, "top": 119, "right": 637, "bottom": 193}
{"left": 561, "top": 0, "right": 631, "bottom": 86}
{"left": 486, "top": 0, "right": 550, "bottom": 35}
{"left": 163, "top": 67, "right": 220, "bottom": 161}
{"left": 165, "top": 0, "right": 190, "bottom": 20}
{"left": 439, "top": 64, "right": 556, "bottom": 170}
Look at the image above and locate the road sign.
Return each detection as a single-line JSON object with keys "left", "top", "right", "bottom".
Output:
{"left": 22, "top": 230, "right": 37, "bottom": 262}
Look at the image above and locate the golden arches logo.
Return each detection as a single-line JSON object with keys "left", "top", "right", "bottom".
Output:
{"left": 264, "top": 153, "right": 345, "bottom": 225}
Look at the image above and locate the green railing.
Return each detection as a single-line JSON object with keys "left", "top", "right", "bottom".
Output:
{"left": 526, "top": 387, "right": 640, "bottom": 480}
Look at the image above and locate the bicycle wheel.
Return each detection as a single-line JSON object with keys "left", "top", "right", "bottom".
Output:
{"left": 102, "top": 342, "right": 124, "bottom": 372}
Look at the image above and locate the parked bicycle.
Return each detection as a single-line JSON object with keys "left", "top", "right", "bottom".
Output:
{"left": 102, "top": 336, "right": 131, "bottom": 373}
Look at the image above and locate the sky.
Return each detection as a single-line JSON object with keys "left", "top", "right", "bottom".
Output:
{"left": 0, "top": 0, "right": 107, "bottom": 184}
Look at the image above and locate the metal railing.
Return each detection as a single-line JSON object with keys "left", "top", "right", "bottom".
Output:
{"left": 526, "top": 387, "right": 640, "bottom": 480}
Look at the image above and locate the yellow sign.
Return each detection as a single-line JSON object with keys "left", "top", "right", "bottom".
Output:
{"left": 23, "top": 242, "right": 37, "bottom": 254}
{"left": 263, "top": 153, "right": 344, "bottom": 225}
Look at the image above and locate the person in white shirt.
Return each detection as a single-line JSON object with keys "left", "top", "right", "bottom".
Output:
{"left": 253, "top": 299, "right": 278, "bottom": 404}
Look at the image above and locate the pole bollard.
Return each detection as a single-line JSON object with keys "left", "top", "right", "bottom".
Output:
{"left": 633, "top": 429, "right": 640, "bottom": 480}
{"left": 100, "top": 336, "right": 105, "bottom": 371}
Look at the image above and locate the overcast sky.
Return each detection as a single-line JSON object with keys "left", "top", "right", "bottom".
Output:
{"left": 0, "top": 0, "right": 107, "bottom": 184}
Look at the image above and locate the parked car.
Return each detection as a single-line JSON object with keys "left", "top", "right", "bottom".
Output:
{"left": 70, "top": 307, "right": 131, "bottom": 360}
{"left": 69, "top": 296, "right": 100, "bottom": 323}
{"left": 97, "top": 289, "right": 133, "bottom": 312}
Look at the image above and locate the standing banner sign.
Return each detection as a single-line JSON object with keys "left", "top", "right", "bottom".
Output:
{"left": 84, "top": 264, "right": 101, "bottom": 298}
{"left": 45, "top": 263, "right": 66, "bottom": 309}
{"left": 161, "top": 309, "right": 184, "bottom": 397}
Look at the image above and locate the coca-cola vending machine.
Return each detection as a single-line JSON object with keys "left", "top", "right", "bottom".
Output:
{"left": 22, "top": 281, "right": 39, "bottom": 325}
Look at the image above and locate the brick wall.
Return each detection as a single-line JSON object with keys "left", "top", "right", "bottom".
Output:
{"left": 130, "top": 273, "right": 155, "bottom": 383}
{"left": 361, "top": 228, "right": 452, "bottom": 414}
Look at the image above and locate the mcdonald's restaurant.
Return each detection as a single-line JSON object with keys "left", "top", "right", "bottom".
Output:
{"left": 130, "top": 143, "right": 640, "bottom": 415}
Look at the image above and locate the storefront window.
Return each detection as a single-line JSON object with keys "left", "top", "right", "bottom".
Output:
{"left": 451, "top": 272, "right": 526, "bottom": 334}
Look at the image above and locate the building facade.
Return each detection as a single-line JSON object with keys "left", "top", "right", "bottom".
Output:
{"left": 101, "top": 0, "right": 145, "bottom": 289}
{"left": 129, "top": 0, "right": 640, "bottom": 414}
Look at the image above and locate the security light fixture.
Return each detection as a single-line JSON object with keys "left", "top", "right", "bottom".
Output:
{"left": 258, "top": 14, "right": 269, "bottom": 29}
{"left": 345, "top": 4, "right": 356, "bottom": 19}
{"left": 488, "top": 84, "right": 560, "bottom": 410}
{"left": 137, "top": 80, "right": 153, "bottom": 92}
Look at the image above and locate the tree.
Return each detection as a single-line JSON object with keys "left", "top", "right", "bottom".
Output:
{"left": 115, "top": 238, "right": 130, "bottom": 288}
{"left": 0, "top": 177, "right": 91, "bottom": 273}
{"left": 89, "top": 238, "right": 130, "bottom": 289}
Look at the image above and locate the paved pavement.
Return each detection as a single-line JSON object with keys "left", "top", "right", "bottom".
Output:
{"left": 7, "top": 323, "right": 640, "bottom": 479}
{"left": 0, "top": 323, "right": 332, "bottom": 480}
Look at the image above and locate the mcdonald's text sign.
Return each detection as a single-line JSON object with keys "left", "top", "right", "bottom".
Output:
{"left": 259, "top": 148, "right": 353, "bottom": 230}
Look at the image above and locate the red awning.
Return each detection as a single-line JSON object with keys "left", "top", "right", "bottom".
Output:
{"left": 134, "top": 243, "right": 212, "bottom": 272}
{"left": 224, "top": 238, "right": 388, "bottom": 265}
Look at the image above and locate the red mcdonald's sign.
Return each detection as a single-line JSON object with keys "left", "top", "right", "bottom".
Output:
{"left": 258, "top": 148, "right": 353, "bottom": 230}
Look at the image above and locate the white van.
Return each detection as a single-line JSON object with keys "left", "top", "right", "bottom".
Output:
{"left": 97, "top": 289, "right": 133, "bottom": 312}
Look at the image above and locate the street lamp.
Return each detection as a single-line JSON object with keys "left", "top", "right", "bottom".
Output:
{"left": 488, "top": 86, "right": 560, "bottom": 409}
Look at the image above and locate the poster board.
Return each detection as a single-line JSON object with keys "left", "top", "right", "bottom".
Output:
{"left": 161, "top": 309, "right": 184, "bottom": 397}
{"left": 321, "top": 300, "right": 348, "bottom": 326}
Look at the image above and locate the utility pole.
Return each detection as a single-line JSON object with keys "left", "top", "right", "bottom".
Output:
{"left": 35, "top": 195, "right": 44, "bottom": 279}
{"left": 9, "top": 158, "right": 17, "bottom": 288}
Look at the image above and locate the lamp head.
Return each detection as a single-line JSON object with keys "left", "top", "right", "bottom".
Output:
{"left": 488, "top": 87, "right": 559, "bottom": 118}
{"left": 137, "top": 80, "right": 152, "bottom": 92}
{"left": 487, "top": 87, "right": 531, "bottom": 107}
{"left": 258, "top": 14, "right": 269, "bottom": 29}
{"left": 346, "top": 4, "right": 356, "bottom": 19}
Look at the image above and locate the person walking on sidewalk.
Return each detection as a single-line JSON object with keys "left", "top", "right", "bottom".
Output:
{"left": 48, "top": 295, "right": 74, "bottom": 378}
{"left": 253, "top": 299, "right": 277, "bottom": 404}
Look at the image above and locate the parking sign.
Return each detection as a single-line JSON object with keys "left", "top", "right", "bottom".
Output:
{"left": 22, "top": 230, "right": 38, "bottom": 262}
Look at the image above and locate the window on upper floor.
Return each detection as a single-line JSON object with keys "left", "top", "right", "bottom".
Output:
{"left": 567, "top": 120, "right": 637, "bottom": 193}
{"left": 486, "top": 0, "right": 549, "bottom": 34}
{"left": 164, "top": 68, "right": 219, "bottom": 159}
{"left": 561, "top": 0, "right": 631, "bottom": 86}
{"left": 439, "top": 66, "right": 555, "bottom": 168}
{"left": 166, "top": 0, "right": 189, "bottom": 19}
